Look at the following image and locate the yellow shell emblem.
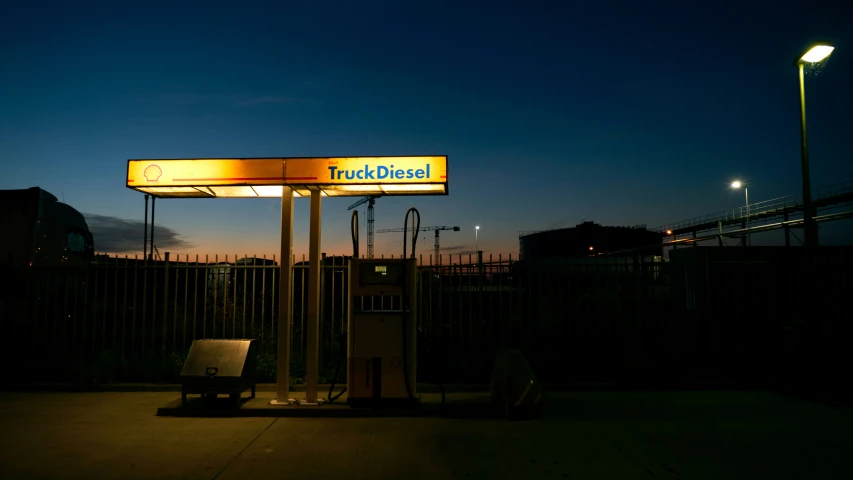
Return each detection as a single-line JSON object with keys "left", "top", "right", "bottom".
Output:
{"left": 144, "top": 164, "right": 162, "bottom": 182}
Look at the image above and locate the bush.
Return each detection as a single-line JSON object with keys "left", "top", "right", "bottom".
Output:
{"left": 256, "top": 352, "right": 277, "bottom": 383}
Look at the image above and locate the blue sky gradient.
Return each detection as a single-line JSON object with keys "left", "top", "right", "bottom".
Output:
{"left": 2, "top": 0, "right": 852, "bottom": 259}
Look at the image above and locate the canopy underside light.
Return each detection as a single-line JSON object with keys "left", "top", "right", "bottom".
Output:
{"left": 126, "top": 156, "right": 448, "bottom": 198}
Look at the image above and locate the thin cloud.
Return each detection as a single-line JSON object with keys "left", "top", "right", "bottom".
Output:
{"left": 123, "top": 93, "right": 308, "bottom": 108}
{"left": 440, "top": 245, "right": 480, "bottom": 256}
{"left": 84, "top": 213, "right": 194, "bottom": 254}
{"left": 127, "top": 93, "right": 211, "bottom": 105}
{"left": 234, "top": 95, "right": 306, "bottom": 107}
{"left": 439, "top": 245, "right": 491, "bottom": 258}
{"left": 441, "top": 250, "right": 479, "bottom": 258}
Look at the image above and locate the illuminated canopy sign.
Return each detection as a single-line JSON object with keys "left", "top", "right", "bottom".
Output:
{"left": 126, "top": 156, "right": 448, "bottom": 198}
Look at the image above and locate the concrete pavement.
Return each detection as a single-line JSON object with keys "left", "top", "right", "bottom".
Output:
{"left": 1, "top": 389, "right": 851, "bottom": 479}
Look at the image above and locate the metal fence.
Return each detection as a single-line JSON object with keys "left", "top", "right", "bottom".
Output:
{"left": 667, "top": 247, "right": 853, "bottom": 388}
{"left": 0, "top": 252, "right": 673, "bottom": 386}
{"left": 3, "top": 248, "right": 849, "bottom": 389}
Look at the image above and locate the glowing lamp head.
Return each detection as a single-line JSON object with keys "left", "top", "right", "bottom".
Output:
{"left": 731, "top": 181, "right": 742, "bottom": 189}
{"left": 475, "top": 225, "right": 479, "bottom": 230}
{"left": 798, "top": 43, "right": 834, "bottom": 64}
{"left": 666, "top": 229, "right": 673, "bottom": 235}
{"left": 589, "top": 246, "right": 594, "bottom": 251}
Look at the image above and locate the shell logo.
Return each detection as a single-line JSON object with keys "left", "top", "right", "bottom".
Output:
{"left": 144, "top": 164, "right": 162, "bottom": 182}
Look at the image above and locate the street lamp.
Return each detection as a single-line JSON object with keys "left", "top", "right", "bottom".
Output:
{"left": 795, "top": 41, "right": 834, "bottom": 248}
{"left": 731, "top": 180, "right": 750, "bottom": 246}
{"left": 475, "top": 225, "right": 480, "bottom": 252}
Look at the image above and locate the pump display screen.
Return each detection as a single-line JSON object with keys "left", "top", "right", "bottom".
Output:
{"left": 358, "top": 262, "right": 406, "bottom": 287}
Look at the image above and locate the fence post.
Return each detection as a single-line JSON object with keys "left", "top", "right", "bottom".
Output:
{"left": 321, "top": 252, "right": 326, "bottom": 372}
{"left": 477, "top": 250, "right": 484, "bottom": 374}
{"left": 718, "top": 221, "right": 723, "bottom": 247}
{"left": 784, "top": 212, "right": 791, "bottom": 247}
{"left": 162, "top": 252, "right": 170, "bottom": 357}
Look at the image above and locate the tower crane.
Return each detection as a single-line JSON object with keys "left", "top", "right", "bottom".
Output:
{"left": 347, "top": 195, "right": 381, "bottom": 258}
{"left": 377, "top": 225, "right": 460, "bottom": 263}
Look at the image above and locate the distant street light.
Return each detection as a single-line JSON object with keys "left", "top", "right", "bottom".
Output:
{"left": 475, "top": 225, "right": 480, "bottom": 252}
{"left": 731, "top": 180, "right": 750, "bottom": 246}
{"left": 795, "top": 41, "right": 835, "bottom": 248}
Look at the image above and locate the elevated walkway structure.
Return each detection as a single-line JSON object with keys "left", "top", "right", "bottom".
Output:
{"left": 657, "top": 179, "right": 853, "bottom": 245}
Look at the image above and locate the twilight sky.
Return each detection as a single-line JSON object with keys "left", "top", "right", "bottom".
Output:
{"left": 2, "top": 0, "right": 852, "bottom": 260}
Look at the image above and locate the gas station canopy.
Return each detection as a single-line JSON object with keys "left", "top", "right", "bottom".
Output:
{"left": 125, "top": 154, "right": 450, "bottom": 405}
{"left": 126, "top": 156, "right": 448, "bottom": 198}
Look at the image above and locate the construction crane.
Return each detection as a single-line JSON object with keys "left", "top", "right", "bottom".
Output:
{"left": 377, "top": 225, "right": 460, "bottom": 263}
{"left": 347, "top": 195, "right": 381, "bottom": 258}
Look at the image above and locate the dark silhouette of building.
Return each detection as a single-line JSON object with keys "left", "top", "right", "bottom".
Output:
{"left": 520, "top": 221, "right": 664, "bottom": 261}
{"left": 1, "top": 187, "right": 94, "bottom": 266}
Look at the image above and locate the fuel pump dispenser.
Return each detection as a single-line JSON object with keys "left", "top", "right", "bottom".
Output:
{"left": 346, "top": 208, "right": 420, "bottom": 406}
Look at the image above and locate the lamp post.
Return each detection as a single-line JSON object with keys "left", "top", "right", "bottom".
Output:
{"left": 795, "top": 42, "right": 834, "bottom": 248}
{"left": 475, "top": 225, "right": 480, "bottom": 252}
{"left": 731, "top": 181, "right": 749, "bottom": 246}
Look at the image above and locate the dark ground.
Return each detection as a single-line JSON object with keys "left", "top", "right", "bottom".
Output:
{"left": 0, "top": 388, "right": 851, "bottom": 479}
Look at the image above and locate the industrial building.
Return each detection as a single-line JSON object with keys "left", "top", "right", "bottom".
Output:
{"left": 519, "top": 221, "right": 664, "bottom": 261}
